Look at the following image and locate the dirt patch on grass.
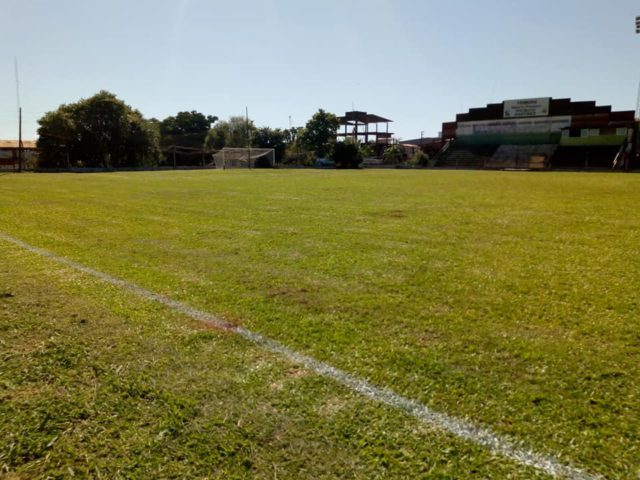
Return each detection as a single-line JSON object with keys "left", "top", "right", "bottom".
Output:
{"left": 270, "top": 366, "right": 312, "bottom": 391}
{"left": 368, "top": 209, "right": 408, "bottom": 219}
{"left": 267, "top": 286, "right": 314, "bottom": 307}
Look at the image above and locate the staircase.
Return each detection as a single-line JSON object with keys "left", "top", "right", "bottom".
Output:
{"left": 436, "top": 147, "right": 495, "bottom": 168}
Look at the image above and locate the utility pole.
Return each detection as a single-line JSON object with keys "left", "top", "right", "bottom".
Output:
{"left": 633, "top": 16, "right": 640, "bottom": 171}
{"left": 18, "top": 108, "right": 22, "bottom": 172}
{"left": 635, "top": 7, "right": 640, "bottom": 120}
{"left": 14, "top": 57, "right": 23, "bottom": 172}
{"left": 246, "top": 106, "right": 252, "bottom": 169}
{"left": 636, "top": 17, "right": 640, "bottom": 117}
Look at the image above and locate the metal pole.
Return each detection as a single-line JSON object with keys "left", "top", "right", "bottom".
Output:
{"left": 15, "top": 57, "right": 23, "bottom": 172}
{"left": 635, "top": 79, "right": 640, "bottom": 120}
{"left": 634, "top": 16, "right": 640, "bottom": 170}
{"left": 246, "top": 106, "right": 251, "bottom": 169}
{"left": 18, "top": 107, "right": 23, "bottom": 172}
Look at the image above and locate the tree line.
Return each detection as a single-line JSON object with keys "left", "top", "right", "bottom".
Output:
{"left": 36, "top": 91, "right": 426, "bottom": 169}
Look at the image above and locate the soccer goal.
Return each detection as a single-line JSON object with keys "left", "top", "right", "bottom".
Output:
{"left": 212, "top": 147, "right": 275, "bottom": 169}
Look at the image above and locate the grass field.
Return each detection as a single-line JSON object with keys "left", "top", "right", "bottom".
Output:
{"left": 0, "top": 169, "right": 638, "bottom": 479}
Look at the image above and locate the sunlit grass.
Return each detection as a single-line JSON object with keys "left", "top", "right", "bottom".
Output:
{"left": 1, "top": 169, "right": 638, "bottom": 478}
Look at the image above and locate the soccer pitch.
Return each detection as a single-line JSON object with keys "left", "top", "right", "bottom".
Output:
{"left": 1, "top": 170, "right": 638, "bottom": 479}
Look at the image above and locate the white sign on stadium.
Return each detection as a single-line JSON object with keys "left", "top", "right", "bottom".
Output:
{"left": 456, "top": 116, "right": 571, "bottom": 136}
{"left": 503, "top": 98, "right": 550, "bottom": 118}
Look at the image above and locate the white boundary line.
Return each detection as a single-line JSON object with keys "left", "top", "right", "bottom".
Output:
{"left": 0, "top": 231, "right": 600, "bottom": 480}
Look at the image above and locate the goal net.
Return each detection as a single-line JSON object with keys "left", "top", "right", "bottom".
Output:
{"left": 212, "top": 147, "right": 275, "bottom": 169}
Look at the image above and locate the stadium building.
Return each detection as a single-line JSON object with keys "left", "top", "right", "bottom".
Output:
{"left": 435, "top": 98, "right": 636, "bottom": 170}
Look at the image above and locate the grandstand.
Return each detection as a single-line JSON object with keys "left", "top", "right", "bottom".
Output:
{"left": 434, "top": 98, "right": 636, "bottom": 170}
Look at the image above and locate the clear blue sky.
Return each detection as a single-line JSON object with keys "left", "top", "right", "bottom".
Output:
{"left": 1, "top": 0, "right": 639, "bottom": 141}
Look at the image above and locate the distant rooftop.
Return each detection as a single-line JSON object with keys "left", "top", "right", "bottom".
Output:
{"left": 0, "top": 140, "right": 37, "bottom": 149}
{"left": 337, "top": 111, "right": 392, "bottom": 125}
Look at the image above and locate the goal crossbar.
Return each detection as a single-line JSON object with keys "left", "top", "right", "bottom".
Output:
{"left": 211, "top": 147, "right": 275, "bottom": 169}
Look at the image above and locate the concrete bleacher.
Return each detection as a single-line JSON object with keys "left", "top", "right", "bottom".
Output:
{"left": 436, "top": 147, "right": 497, "bottom": 168}
{"left": 435, "top": 144, "right": 554, "bottom": 169}
{"left": 486, "top": 144, "right": 557, "bottom": 170}
{"left": 433, "top": 142, "right": 621, "bottom": 171}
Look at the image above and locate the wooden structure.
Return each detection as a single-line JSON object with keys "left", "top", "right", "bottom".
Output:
{"left": 337, "top": 111, "right": 393, "bottom": 144}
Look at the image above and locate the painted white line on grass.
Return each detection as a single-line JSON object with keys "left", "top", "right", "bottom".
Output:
{"left": 0, "top": 231, "right": 599, "bottom": 480}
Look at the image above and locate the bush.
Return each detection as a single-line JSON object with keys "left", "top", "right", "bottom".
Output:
{"left": 409, "top": 150, "right": 430, "bottom": 167}
{"left": 332, "top": 141, "right": 362, "bottom": 169}
{"left": 282, "top": 145, "right": 315, "bottom": 166}
{"left": 382, "top": 145, "right": 404, "bottom": 165}
{"left": 360, "top": 144, "right": 375, "bottom": 158}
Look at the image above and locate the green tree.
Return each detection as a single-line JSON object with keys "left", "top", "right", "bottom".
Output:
{"left": 204, "top": 116, "right": 255, "bottom": 150}
{"left": 36, "top": 107, "right": 76, "bottom": 168}
{"left": 37, "top": 91, "right": 160, "bottom": 168}
{"left": 332, "top": 140, "right": 362, "bottom": 169}
{"left": 126, "top": 116, "right": 161, "bottom": 167}
{"left": 159, "top": 111, "right": 217, "bottom": 149}
{"left": 160, "top": 111, "right": 217, "bottom": 136}
{"left": 299, "top": 109, "right": 339, "bottom": 158}
{"left": 360, "top": 143, "right": 375, "bottom": 158}
{"left": 409, "top": 150, "right": 430, "bottom": 167}
{"left": 283, "top": 126, "right": 302, "bottom": 144}
{"left": 204, "top": 122, "right": 227, "bottom": 150}
{"left": 382, "top": 144, "right": 405, "bottom": 165}
{"left": 252, "top": 127, "right": 287, "bottom": 162}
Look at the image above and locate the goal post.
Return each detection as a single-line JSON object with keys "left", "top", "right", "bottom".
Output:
{"left": 211, "top": 147, "right": 275, "bottom": 169}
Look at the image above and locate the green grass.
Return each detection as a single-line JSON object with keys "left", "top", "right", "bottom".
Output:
{"left": 0, "top": 169, "right": 638, "bottom": 479}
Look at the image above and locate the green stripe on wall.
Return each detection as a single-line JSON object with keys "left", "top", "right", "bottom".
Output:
{"left": 559, "top": 135, "right": 626, "bottom": 147}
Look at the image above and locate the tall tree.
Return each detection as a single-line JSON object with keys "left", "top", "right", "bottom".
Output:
{"left": 299, "top": 109, "right": 339, "bottom": 158}
{"left": 37, "top": 91, "right": 160, "bottom": 168}
{"left": 252, "top": 127, "right": 287, "bottom": 162}
{"left": 204, "top": 116, "right": 255, "bottom": 150}
{"left": 160, "top": 111, "right": 217, "bottom": 148}
{"left": 332, "top": 139, "right": 363, "bottom": 169}
{"left": 283, "top": 127, "right": 302, "bottom": 144}
{"left": 36, "top": 107, "right": 76, "bottom": 168}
